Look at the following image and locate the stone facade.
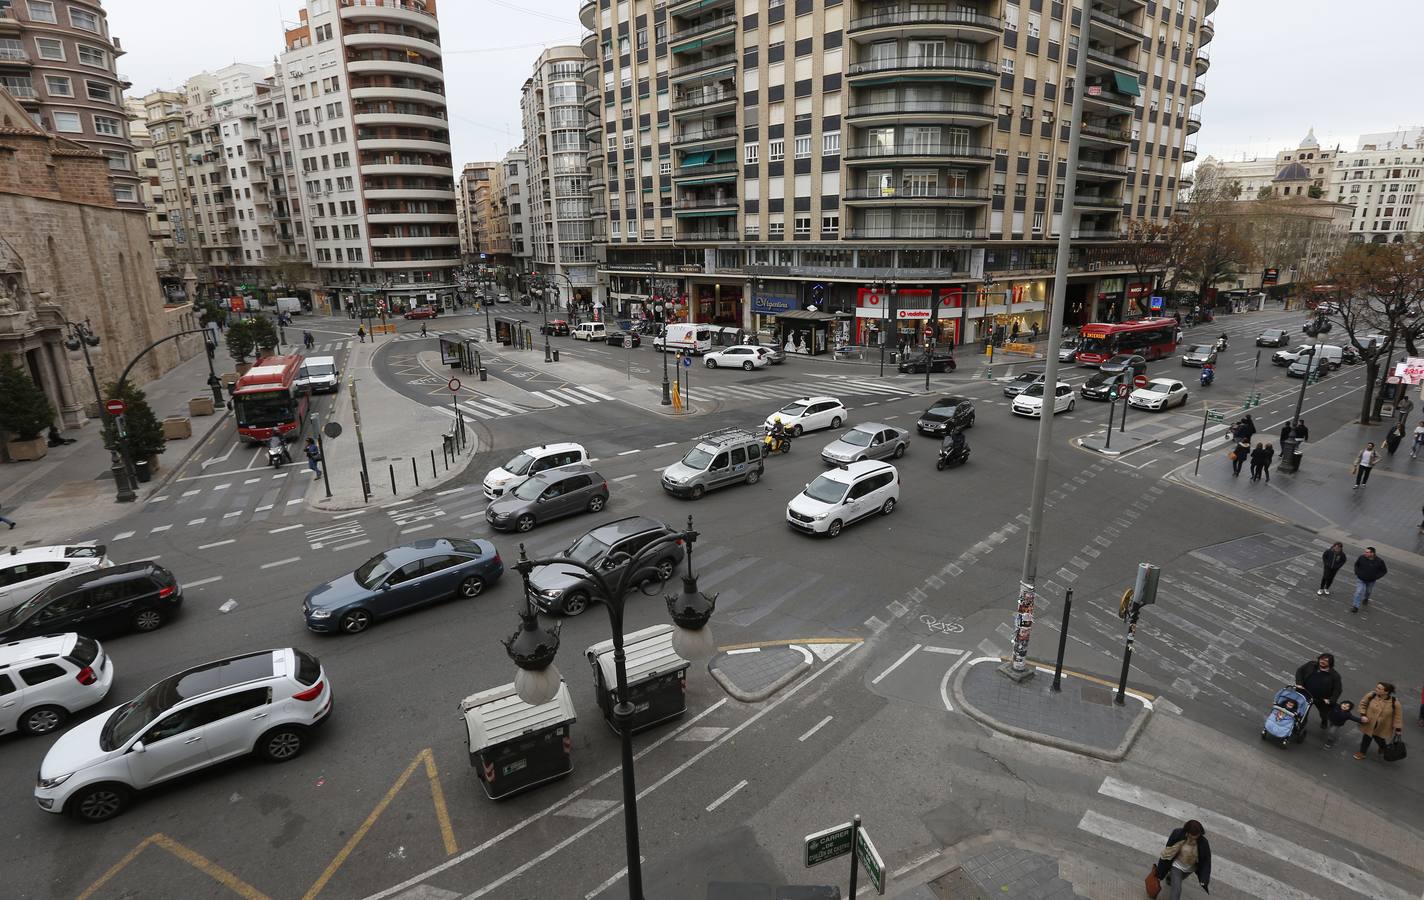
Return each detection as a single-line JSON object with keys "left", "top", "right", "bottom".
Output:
{"left": 0, "top": 88, "right": 176, "bottom": 444}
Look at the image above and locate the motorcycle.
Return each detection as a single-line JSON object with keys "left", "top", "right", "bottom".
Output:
{"left": 1215, "top": 337, "right": 1229, "bottom": 352}
{"left": 1200, "top": 366, "right": 1214, "bottom": 387}
{"left": 763, "top": 431, "right": 792, "bottom": 455}
{"left": 936, "top": 439, "right": 970, "bottom": 470}
{"left": 267, "top": 438, "right": 288, "bottom": 469}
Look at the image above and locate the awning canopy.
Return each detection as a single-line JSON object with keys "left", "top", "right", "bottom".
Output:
{"left": 775, "top": 309, "right": 839, "bottom": 322}
{"left": 712, "top": 148, "right": 735, "bottom": 163}
{"left": 1113, "top": 73, "right": 1141, "bottom": 97}
{"left": 680, "top": 150, "right": 713, "bottom": 167}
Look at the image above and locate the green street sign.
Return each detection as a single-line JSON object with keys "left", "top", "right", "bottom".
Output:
{"left": 856, "top": 825, "right": 888, "bottom": 895}
{"left": 1207, "top": 411, "right": 1224, "bottom": 422}
{"left": 804, "top": 822, "right": 854, "bottom": 868}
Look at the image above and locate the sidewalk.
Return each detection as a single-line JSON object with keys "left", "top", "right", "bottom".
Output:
{"left": 1169, "top": 421, "right": 1424, "bottom": 568}
{"left": 0, "top": 334, "right": 240, "bottom": 547}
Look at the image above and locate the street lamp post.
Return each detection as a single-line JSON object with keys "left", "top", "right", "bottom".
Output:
{"left": 660, "top": 300, "right": 674, "bottom": 405}
{"left": 63, "top": 319, "right": 132, "bottom": 499}
{"left": 504, "top": 516, "right": 717, "bottom": 900}
{"left": 872, "top": 279, "right": 897, "bottom": 377}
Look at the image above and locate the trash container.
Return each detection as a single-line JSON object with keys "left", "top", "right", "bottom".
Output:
{"left": 460, "top": 681, "right": 577, "bottom": 800}
{"left": 1280, "top": 438, "right": 1301, "bottom": 472}
{"left": 585, "top": 624, "right": 690, "bottom": 735}
{"left": 132, "top": 460, "right": 151, "bottom": 483}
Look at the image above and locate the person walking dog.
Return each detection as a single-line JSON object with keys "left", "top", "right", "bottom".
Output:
{"left": 1350, "top": 547, "right": 1387, "bottom": 612}
{"left": 1151, "top": 820, "right": 1211, "bottom": 899}
{"left": 1352, "top": 442, "right": 1377, "bottom": 488}
{"left": 1354, "top": 683, "right": 1404, "bottom": 760}
{"left": 1318, "top": 542, "right": 1346, "bottom": 595}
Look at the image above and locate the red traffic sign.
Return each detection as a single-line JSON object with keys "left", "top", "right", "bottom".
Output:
{"left": 447, "top": 377, "right": 461, "bottom": 393}
{"left": 104, "top": 399, "right": 127, "bottom": 416}
{"left": 1115, "top": 384, "right": 1130, "bottom": 399}
{"left": 1132, "top": 374, "right": 1149, "bottom": 389}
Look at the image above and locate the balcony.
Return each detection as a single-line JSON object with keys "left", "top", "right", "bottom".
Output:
{"left": 346, "top": 58, "right": 443, "bottom": 79}
{"left": 3, "top": 84, "right": 37, "bottom": 99}
{"left": 673, "top": 125, "right": 738, "bottom": 147}
{"left": 1079, "top": 120, "right": 1132, "bottom": 145}
{"left": 671, "top": 89, "right": 737, "bottom": 114}
{"left": 340, "top": 0, "right": 437, "bottom": 25}
{"left": 1068, "top": 229, "right": 1125, "bottom": 240}
{"left": 1072, "top": 193, "right": 1121, "bottom": 209}
{"left": 669, "top": 14, "right": 736, "bottom": 45}
{"left": 579, "top": 0, "right": 596, "bottom": 30}
{"left": 674, "top": 195, "right": 738, "bottom": 211}
{"left": 1088, "top": 5, "right": 1148, "bottom": 42}
{"left": 1205, "top": 0, "right": 1218, "bottom": 13}
{"left": 846, "top": 98, "right": 994, "bottom": 125}
{"left": 1199, "top": 18, "right": 1214, "bottom": 44}
{"left": 668, "top": 0, "right": 733, "bottom": 16}
{"left": 847, "top": 55, "right": 998, "bottom": 81}
{"left": 672, "top": 160, "right": 738, "bottom": 179}
{"left": 1186, "top": 114, "right": 1202, "bottom": 134}
{"left": 847, "top": 7, "right": 1001, "bottom": 40}
{"left": 1182, "top": 140, "right": 1198, "bottom": 162}
{"left": 0, "top": 47, "right": 31, "bottom": 64}
{"left": 669, "top": 53, "right": 736, "bottom": 80}
{"left": 1190, "top": 82, "right": 1206, "bottom": 106}
{"left": 842, "top": 226, "right": 986, "bottom": 241}
{"left": 674, "top": 228, "right": 738, "bottom": 241}
{"left": 581, "top": 30, "right": 597, "bottom": 60}
{"left": 350, "top": 85, "right": 448, "bottom": 106}
{"left": 843, "top": 187, "right": 991, "bottom": 203}
{"left": 1077, "top": 157, "right": 1130, "bottom": 176}
{"left": 356, "top": 136, "right": 451, "bottom": 154}
{"left": 844, "top": 142, "right": 993, "bottom": 163}
{"left": 1194, "top": 48, "right": 1210, "bottom": 75}
{"left": 345, "top": 32, "right": 441, "bottom": 59}
{"left": 1085, "top": 46, "right": 1140, "bottom": 74}
{"left": 1082, "top": 87, "right": 1137, "bottom": 113}
{"left": 353, "top": 112, "right": 450, "bottom": 131}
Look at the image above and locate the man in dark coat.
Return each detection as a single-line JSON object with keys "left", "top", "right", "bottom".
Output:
{"left": 1295, "top": 653, "right": 1343, "bottom": 730}
{"left": 1351, "top": 547, "right": 1387, "bottom": 612}
{"left": 1153, "top": 820, "right": 1211, "bottom": 896}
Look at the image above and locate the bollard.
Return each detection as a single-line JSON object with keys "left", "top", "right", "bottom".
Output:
{"left": 553, "top": 349, "right": 560, "bottom": 362}
{"left": 389, "top": 463, "right": 396, "bottom": 496}
{"left": 360, "top": 471, "right": 370, "bottom": 504}
{"left": 1051, "top": 588, "right": 1073, "bottom": 692}
{"left": 430, "top": 449, "right": 437, "bottom": 479}
{"left": 412, "top": 456, "right": 419, "bottom": 487}
{"left": 479, "top": 366, "right": 488, "bottom": 382}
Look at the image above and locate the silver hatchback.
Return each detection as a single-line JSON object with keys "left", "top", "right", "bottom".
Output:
{"left": 485, "top": 465, "right": 609, "bottom": 532}
{"left": 820, "top": 423, "right": 908, "bottom": 466}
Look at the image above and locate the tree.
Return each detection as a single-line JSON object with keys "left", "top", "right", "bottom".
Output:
{"left": 1120, "top": 219, "right": 1174, "bottom": 316}
{"left": 1308, "top": 184, "right": 1325, "bottom": 199}
{"left": 1323, "top": 240, "right": 1424, "bottom": 422}
{"left": 0, "top": 354, "right": 56, "bottom": 441}
{"left": 1176, "top": 178, "right": 1252, "bottom": 307}
{"left": 195, "top": 298, "right": 227, "bottom": 329}
{"left": 224, "top": 317, "right": 278, "bottom": 362}
{"left": 103, "top": 379, "right": 166, "bottom": 461}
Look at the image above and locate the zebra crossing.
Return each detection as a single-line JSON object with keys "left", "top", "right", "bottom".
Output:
{"left": 691, "top": 375, "right": 923, "bottom": 406}
{"left": 304, "top": 326, "right": 487, "bottom": 354}
{"left": 426, "top": 383, "right": 616, "bottom": 422}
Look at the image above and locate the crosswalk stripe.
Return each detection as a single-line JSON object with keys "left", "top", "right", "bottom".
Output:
{"left": 457, "top": 401, "right": 502, "bottom": 419}
{"left": 532, "top": 390, "right": 570, "bottom": 407}
{"left": 544, "top": 388, "right": 589, "bottom": 405}
{"left": 1077, "top": 810, "right": 1317, "bottom": 900}
{"left": 473, "top": 396, "right": 525, "bottom": 414}
{"left": 1174, "top": 423, "right": 1230, "bottom": 446}
{"left": 1097, "top": 777, "right": 1412, "bottom": 900}
{"left": 567, "top": 384, "right": 616, "bottom": 402}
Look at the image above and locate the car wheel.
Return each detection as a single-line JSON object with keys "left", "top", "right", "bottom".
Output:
{"left": 516, "top": 514, "right": 536, "bottom": 532}
{"left": 257, "top": 725, "right": 307, "bottom": 762}
{"left": 339, "top": 608, "right": 372, "bottom": 634}
{"left": 791, "top": 424, "right": 803, "bottom": 437}
{"left": 690, "top": 484, "right": 705, "bottom": 500}
{"left": 21, "top": 705, "right": 66, "bottom": 736}
{"left": 458, "top": 576, "right": 485, "bottom": 598}
{"left": 562, "top": 591, "right": 590, "bottom": 616}
{"left": 68, "top": 783, "right": 130, "bottom": 823}
{"left": 654, "top": 558, "right": 676, "bottom": 581}
{"left": 587, "top": 494, "right": 606, "bottom": 512}
{"left": 892, "top": 443, "right": 905, "bottom": 458}
{"left": 133, "top": 608, "right": 164, "bottom": 632}
{"left": 745, "top": 469, "right": 760, "bottom": 485}
{"left": 826, "top": 519, "right": 843, "bottom": 538}
{"left": 1067, "top": 399, "right": 1076, "bottom": 412}
{"left": 743, "top": 361, "right": 754, "bottom": 371}
{"left": 830, "top": 416, "right": 842, "bottom": 429}
{"left": 881, "top": 497, "right": 897, "bottom": 515}
{"left": 705, "top": 359, "right": 717, "bottom": 368}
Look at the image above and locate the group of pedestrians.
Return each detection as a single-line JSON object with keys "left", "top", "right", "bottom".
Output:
{"left": 1317, "top": 541, "right": 1388, "bottom": 613}
{"left": 1228, "top": 415, "right": 1312, "bottom": 480}
{"left": 1292, "top": 653, "right": 1408, "bottom": 760}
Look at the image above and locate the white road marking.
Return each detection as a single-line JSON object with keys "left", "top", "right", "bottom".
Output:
{"left": 797, "top": 715, "right": 834, "bottom": 742}
{"left": 245, "top": 478, "right": 260, "bottom": 485}
{"left": 333, "top": 509, "right": 367, "bottom": 519}
{"left": 255, "top": 504, "right": 273, "bottom": 512}
{"left": 921, "top": 646, "right": 965, "bottom": 655}
{"left": 704, "top": 779, "right": 748, "bottom": 812}
{"left": 654, "top": 442, "right": 677, "bottom": 448}
{"left": 269, "top": 524, "right": 304, "bottom": 533}
{"left": 223, "top": 511, "right": 242, "bottom": 518}
{"left": 724, "top": 647, "right": 759, "bottom": 656}
{"left": 332, "top": 539, "right": 371, "bottom": 552}
{"left": 582, "top": 860, "right": 644, "bottom": 900}
{"left": 401, "top": 523, "right": 434, "bottom": 534}
{"left": 272, "top": 472, "right": 288, "bottom": 479}
{"left": 187, "top": 518, "right": 206, "bottom": 526}
{"left": 938, "top": 651, "right": 974, "bottom": 712}
{"left": 113, "top": 531, "right": 134, "bottom": 541}
{"left": 613, "top": 474, "right": 638, "bottom": 481}
{"left": 437, "top": 486, "right": 465, "bottom": 495}
{"left": 617, "top": 449, "right": 641, "bottom": 455}
{"left": 214, "top": 483, "right": 231, "bottom": 491}
{"left": 150, "top": 525, "right": 172, "bottom": 533}
{"left": 198, "top": 539, "right": 235, "bottom": 550}
{"left": 182, "top": 576, "right": 223, "bottom": 589}
{"left": 260, "top": 556, "right": 301, "bottom": 570}
{"left": 182, "top": 490, "right": 200, "bottom": 497}
{"left": 286, "top": 498, "right": 303, "bottom": 505}
{"left": 871, "top": 644, "right": 922, "bottom": 685}
{"left": 383, "top": 498, "right": 416, "bottom": 509}
{"left": 459, "top": 511, "right": 486, "bottom": 520}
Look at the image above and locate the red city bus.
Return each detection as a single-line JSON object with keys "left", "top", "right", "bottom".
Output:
{"left": 232, "top": 355, "right": 310, "bottom": 444}
{"left": 1073, "top": 318, "right": 1179, "bottom": 365}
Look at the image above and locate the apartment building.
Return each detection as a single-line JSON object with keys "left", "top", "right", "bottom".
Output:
{"left": 281, "top": 0, "right": 459, "bottom": 312}
{"left": 1197, "top": 129, "right": 1334, "bottom": 201}
{"left": 520, "top": 46, "right": 596, "bottom": 309}
{"left": 253, "top": 65, "right": 309, "bottom": 271}
{"left": 456, "top": 159, "right": 496, "bottom": 258}
{"left": 141, "top": 89, "right": 194, "bottom": 283}
{"left": 0, "top": 0, "right": 140, "bottom": 205}
{"left": 502, "top": 146, "right": 531, "bottom": 272}
{"left": 581, "top": 0, "right": 1214, "bottom": 343}
{"left": 486, "top": 159, "right": 514, "bottom": 270}
{"left": 125, "top": 96, "right": 167, "bottom": 277}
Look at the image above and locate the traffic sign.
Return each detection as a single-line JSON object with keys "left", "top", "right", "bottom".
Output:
{"left": 323, "top": 421, "right": 343, "bottom": 439}
{"left": 1115, "top": 384, "right": 1129, "bottom": 399}
{"left": 1149, "top": 295, "right": 1164, "bottom": 310}
{"left": 856, "top": 825, "right": 888, "bottom": 895}
{"left": 804, "top": 822, "right": 854, "bottom": 868}
{"left": 447, "top": 377, "right": 461, "bottom": 393}
{"left": 683, "top": 355, "right": 692, "bottom": 367}
{"left": 1132, "top": 374, "right": 1149, "bottom": 389}
{"left": 623, "top": 335, "right": 634, "bottom": 349}
{"left": 104, "top": 399, "right": 127, "bottom": 416}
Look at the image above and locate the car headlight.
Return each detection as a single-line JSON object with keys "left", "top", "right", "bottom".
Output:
{"left": 307, "top": 608, "right": 332, "bottom": 619}
{"left": 37, "top": 772, "right": 72, "bottom": 789}
{"left": 810, "top": 512, "right": 828, "bottom": 521}
{"left": 538, "top": 587, "right": 564, "bottom": 599}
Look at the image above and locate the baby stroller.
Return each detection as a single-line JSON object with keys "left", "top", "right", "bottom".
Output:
{"left": 1261, "top": 686, "right": 1311, "bottom": 746}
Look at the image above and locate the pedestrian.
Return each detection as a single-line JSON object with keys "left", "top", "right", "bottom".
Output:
{"left": 1354, "top": 682, "right": 1404, "bottom": 760}
{"left": 1318, "top": 541, "right": 1346, "bottom": 595}
{"left": 1248, "top": 442, "right": 1267, "bottom": 481}
{"left": 1411, "top": 420, "right": 1424, "bottom": 459}
{"left": 304, "top": 437, "right": 322, "bottom": 476}
{"left": 1350, "top": 546, "right": 1387, "bottom": 613}
{"left": 1294, "top": 653, "right": 1342, "bottom": 732}
{"left": 1030, "top": 322, "right": 1040, "bottom": 342}
{"left": 1230, "top": 434, "right": 1250, "bottom": 477}
{"left": 420, "top": 321, "right": 427, "bottom": 336}
{"left": 1261, "top": 440, "right": 1274, "bottom": 482}
{"left": 357, "top": 324, "right": 366, "bottom": 343}
{"left": 1384, "top": 421, "right": 1406, "bottom": 457}
{"left": 1011, "top": 322, "right": 1021, "bottom": 342}
{"left": 1293, "top": 419, "right": 1310, "bottom": 442}
{"left": 302, "top": 330, "right": 314, "bottom": 350}
{"left": 1325, "top": 700, "right": 1363, "bottom": 748}
{"left": 1352, "top": 442, "right": 1377, "bottom": 488}
{"left": 1234, "top": 414, "right": 1256, "bottom": 443}
{"left": 1151, "top": 820, "right": 1212, "bottom": 899}
{"left": 0, "top": 502, "right": 14, "bottom": 530}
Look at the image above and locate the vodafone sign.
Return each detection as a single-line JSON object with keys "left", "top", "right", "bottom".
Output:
{"left": 1394, "top": 357, "right": 1424, "bottom": 385}
{"left": 895, "top": 309, "right": 931, "bottom": 319}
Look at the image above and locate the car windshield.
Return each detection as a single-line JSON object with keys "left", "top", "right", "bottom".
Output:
{"left": 840, "top": 429, "right": 874, "bottom": 447}
{"left": 101, "top": 679, "right": 178, "bottom": 751}
{"left": 803, "top": 474, "right": 849, "bottom": 504}
{"left": 779, "top": 402, "right": 809, "bottom": 417}
{"left": 1263, "top": 330, "right": 1282, "bottom": 338}
{"left": 513, "top": 478, "right": 547, "bottom": 500}
{"left": 501, "top": 451, "right": 536, "bottom": 476}
{"left": 234, "top": 392, "right": 294, "bottom": 429}
{"left": 1021, "top": 383, "right": 1046, "bottom": 398}
{"left": 681, "top": 447, "right": 714, "bottom": 470}
{"left": 354, "top": 552, "right": 399, "bottom": 589}
{"left": 1077, "top": 336, "right": 1112, "bottom": 355}
{"left": 1144, "top": 381, "right": 1174, "bottom": 394}
{"left": 1106, "top": 355, "right": 1136, "bottom": 367}
{"left": 926, "top": 404, "right": 957, "bottom": 417}
{"left": 1188, "top": 345, "right": 1212, "bottom": 354}
{"left": 302, "top": 364, "right": 334, "bottom": 377}
{"left": 1016, "top": 372, "right": 1043, "bottom": 383}
{"left": 1, "top": 587, "right": 50, "bottom": 626}
{"left": 1085, "top": 371, "right": 1116, "bottom": 387}
{"left": 566, "top": 533, "right": 612, "bottom": 565}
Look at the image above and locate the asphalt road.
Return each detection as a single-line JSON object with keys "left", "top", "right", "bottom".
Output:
{"left": 1, "top": 306, "right": 1418, "bottom": 900}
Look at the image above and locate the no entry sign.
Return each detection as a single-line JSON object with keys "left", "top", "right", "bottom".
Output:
{"left": 1133, "top": 374, "right": 1149, "bottom": 389}
{"left": 105, "top": 399, "right": 127, "bottom": 416}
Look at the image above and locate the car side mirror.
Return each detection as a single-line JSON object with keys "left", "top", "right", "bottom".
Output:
{"left": 378, "top": 582, "right": 391, "bottom": 590}
{"left": 131, "top": 741, "right": 146, "bottom": 754}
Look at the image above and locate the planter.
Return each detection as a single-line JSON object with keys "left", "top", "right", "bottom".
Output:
{"left": 189, "top": 396, "right": 215, "bottom": 417}
{"left": 257, "top": 345, "right": 277, "bottom": 359}
{"left": 5, "top": 437, "right": 47, "bottom": 461}
{"left": 234, "top": 362, "right": 253, "bottom": 377}
{"left": 163, "top": 416, "right": 192, "bottom": 440}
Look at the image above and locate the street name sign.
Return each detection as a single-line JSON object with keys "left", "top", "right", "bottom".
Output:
{"left": 856, "top": 825, "right": 888, "bottom": 895}
{"left": 804, "top": 822, "right": 854, "bottom": 868}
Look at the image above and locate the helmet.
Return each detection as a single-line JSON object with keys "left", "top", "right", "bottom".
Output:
{"left": 773, "top": 416, "right": 782, "bottom": 424}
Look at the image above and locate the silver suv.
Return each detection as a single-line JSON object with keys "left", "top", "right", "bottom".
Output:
{"left": 661, "top": 428, "right": 765, "bottom": 499}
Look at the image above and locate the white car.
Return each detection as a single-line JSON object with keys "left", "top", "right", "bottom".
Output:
{"left": 0, "top": 634, "right": 114, "bottom": 737}
{"left": 1011, "top": 382, "right": 1076, "bottom": 417}
{"left": 703, "top": 345, "right": 771, "bottom": 370}
{"left": 1129, "top": 378, "right": 1189, "bottom": 410}
{"left": 35, "top": 648, "right": 332, "bottom": 822}
{"left": 0, "top": 545, "right": 110, "bottom": 615}
{"left": 786, "top": 460, "right": 899, "bottom": 538}
{"left": 764, "top": 396, "right": 847, "bottom": 436}
{"left": 482, "top": 442, "right": 588, "bottom": 499}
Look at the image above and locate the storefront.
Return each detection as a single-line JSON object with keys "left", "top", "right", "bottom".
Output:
{"left": 690, "top": 282, "right": 743, "bottom": 327}
{"left": 1091, "top": 278, "right": 1153, "bottom": 323}
{"left": 751, "top": 293, "right": 797, "bottom": 338}
{"left": 773, "top": 309, "right": 837, "bottom": 356}
{"left": 855, "top": 287, "right": 966, "bottom": 350}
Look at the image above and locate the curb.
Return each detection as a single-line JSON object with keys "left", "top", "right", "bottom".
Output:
{"left": 951, "top": 656, "right": 1153, "bottom": 763}
{"left": 1075, "top": 435, "right": 1159, "bottom": 458}
{"left": 147, "top": 408, "right": 234, "bottom": 498}
{"left": 707, "top": 644, "right": 814, "bottom": 702}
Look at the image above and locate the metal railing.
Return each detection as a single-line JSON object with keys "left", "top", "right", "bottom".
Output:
{"left": 673, "top": 160, "right": 739, "bottom": 176}
{"left": 848, "top": 55, "right": 998, "bottom": 76}
{"left": 669, "top": 53, "right": 736, "bottom": 79}
{"left": 668, "top": 14, "right": 737, "bottom": 44}
{"left": 1088, "top": 5, "right": 1148, "bottom": 40}
{"left": 844, "top": 143, "right": 993, "bottom": 161}
{"left": 847, "top": 99, "right": 994, "bottom": 119}
{"left": 671, "top": 90, "right": 737, "bottom": 112}
{"left": 1073, "top": 194, "right": 1122, "bottom": 207}
{"left": 1078, "top": 157, "right": 1130, "bottom": 175}
{"left": 675, "top": 196, "right": 738, "bottom": 209}
{"left": 673, "top": 125, "right": 738, "bottom": 144}
{"left": 339, "top": 0, "right": 436, "bottom": 19}
{"left": 676, "top": 228, "right": 739, "bottom": 240}
{"left": 1080, "top": 121, "right": 1132, "bottom": 142}
{"left": 848, "top": 7, "right": 1001, "bottom": 32}
{"left": 842, "top": 227, "right": 986, "bottom": 240}
{"left": 844, "top": 187, "right": 991, "bottom": 201}
{"left": 1086, "top": 46, "right": 1139, "bottom": 70}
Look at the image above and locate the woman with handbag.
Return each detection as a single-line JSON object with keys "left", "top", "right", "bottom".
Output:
{"left": 1230, "top": 436, "right": 1250, "bottom": 478}
{"left": 1355, "top": 682, "right": 1404, "bottom": 760}
{"left": 1150, "top": 819, "right": 1211, "bottom": 898}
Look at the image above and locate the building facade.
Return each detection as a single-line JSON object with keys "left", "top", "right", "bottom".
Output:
{"left": 521, "top": 47, "right": 596, "bottom": 309}
{"left": 141, "top": 88, "right": 196, "bottom": 291}
{"left": 456, "top": 159, "right": 496, "bottom": 259}
{"left": 280, "top": 0, "right": 459, "bottom": 314}
{"left": 580, "top": 0, "right": 1214, "bottom": 341}
{"left": 0, "top": 0, "right": 140, "bottom": 206}
{"left": 502, "top": 146, "right": 530, "bottom": 272}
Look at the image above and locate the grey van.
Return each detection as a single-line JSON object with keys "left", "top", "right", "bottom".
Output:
{"left": 660, "top": 428, "right": 764, "bottom": 499}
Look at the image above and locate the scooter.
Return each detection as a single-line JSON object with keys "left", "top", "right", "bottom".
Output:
{"left": 763, "top": 431, "right": 792, "bottom": 455}
{"left": 1215, "top": 336, "right": 1229, "bottom": 352}
{"left": 936, "top": 440, "right": 970, "bottom": 470}
{"left": 1200, "top": 365, "right": 1214, "bottom": 387}
{"left": 267, "top": 439, "right": 288, "bottom": 468}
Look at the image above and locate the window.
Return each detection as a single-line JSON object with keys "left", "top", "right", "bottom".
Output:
{"left": 637, "top": 28, "right": 647, "bottom": 49}
{"left": 26, "top": 1, "right": 57, "bottom": 24}
{"left": 1027, "top": 12, "right": 1040, "bottom": 38}
{"left": 659, "top": 160, "right": 671, "bottom": 175}
{"left": 821, "top": 213, "right": 839, "bottom": 235}
{"left": 76, "top": 44, "right": 107, "bottom": 67}
{"left": 52, "top": 111, "right": 82, "bottom": 132}
{"left": 34, "top": 37, "right": 64, "bottom": 61}
{"left": 93, "top": 115, "right": 122, "bottom": 136}
{"left": 1032, "top": 212, "right": 1044, "bottom": 232}
{"left": 315, "top": 23, "right": 333, "bottom": 41}
{"left": 19, "top": 663, "right": 65, "bottom": 686}
{"left": 1001, "top": 57, "right": 1014, "bottom": 74}
{"left": 794, "top": 215, "right": 811, "bottom": 235}
{"left": 769, "top": 221, "right": 785, "bottom": 237}
{"left": 769, "top": 139, "right": 784, "bottom": 162}
{"left": 42, "top": 74, "right": 72, "bottom": 96}
{"left": 746, "top": 144, "right": 759, "bottom": 164}
{"left": 69, "top": 6, "right": 100, "bottom": 32}
{"left": 823, "top": 131, "right": 840, "bottom": 155}
{"left": 85, "top": 80, "right": 113, "bottom": 102}
{"left": 794, "top": 136, "right": 811, "bottom": 159}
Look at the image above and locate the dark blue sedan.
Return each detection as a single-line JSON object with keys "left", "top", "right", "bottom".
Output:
{"left": 302, "top": 538, "right": 502, "bottom": 634}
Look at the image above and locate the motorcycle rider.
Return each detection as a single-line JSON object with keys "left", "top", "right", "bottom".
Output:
{"left": 1200, "top": 362, "right": 1215, "bottom": 386}
{"left": 941, "top": 426, "right": 968, "bottom": 460}
{"left": 267, "top": 433, "right": 292, "bottom": 465}
{"left": 1216, "top": 333, "right": 1229, "bottom": 352}
{"left": 768, "top": 416, "right": 788, "bottom": 451}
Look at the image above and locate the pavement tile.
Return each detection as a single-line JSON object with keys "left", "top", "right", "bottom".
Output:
{"left": 958, "top": 662, "right": 1144, "bottom": 757}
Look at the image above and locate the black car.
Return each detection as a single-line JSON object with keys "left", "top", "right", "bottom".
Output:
{"left": 916, "top": 396, "right": 976, "bottom": 435}
{"left": 541, "top": 319, "right": 571, "bottom": 336}
{"left": 1098, "top": 354, "right": 1148, "bottom": 377}
{"left": 1256, "top": 328, "right": 1289, "bottom": 348}
{"left": 527, "top": 516, "right": 685, "bottom": 616}
{"left": 0, "top": 562, "right": 182, "bottom": 640}
{"left": 605, "top": 330, "right": 641, "bottom": 347}
{"left": 897, "top": 351, "right": 956, "bottom": 374}
{"left": 1080, "top": 370, "right": 1132, "bottom": 401}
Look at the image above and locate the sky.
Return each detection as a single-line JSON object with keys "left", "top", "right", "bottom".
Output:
{"left": 105, "top": 0, "right": 1424, "bottom": 168}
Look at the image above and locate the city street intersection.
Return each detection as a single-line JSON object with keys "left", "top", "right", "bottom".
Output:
{"left": 2, "top": 308, "right": 1419, "bottom": 899}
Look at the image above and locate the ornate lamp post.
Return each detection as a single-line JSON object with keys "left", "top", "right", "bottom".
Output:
{"left": 63, "top": 319, "right": 130, "bottom": 498}
{"left": 504, "top": 516, "right": 717, "bottom": 900}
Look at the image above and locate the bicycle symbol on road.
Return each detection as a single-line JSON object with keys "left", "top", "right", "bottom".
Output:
{"left": 920, "top": 614, "right": 964, "bottom": 635}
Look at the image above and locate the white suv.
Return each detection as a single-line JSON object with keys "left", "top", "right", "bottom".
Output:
{"left": 483, "top": 442, "right": 588, "bottom": 499}
{"left": 0, "top": 634, "right": 113, "bottom": 737}
{"left": 35, "top": 647, "right": 333, "bottom": 822}
{"left": 786, "top": 460, "right": 899, "bottom": 538}
{"left": 0, "top": 545, "right": 110, "bottom": 615}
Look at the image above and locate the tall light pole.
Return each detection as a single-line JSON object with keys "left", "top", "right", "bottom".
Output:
{"left": 872, "top": 278, "right": 897, "bottom": 377}
{"left": 63, "top": 319, "right": 130, "bottom": 498}
{"left": 1005, "top": 5, "right": 1088, "bottom": 680}
{"left": 660, "top": 299, "right": 674, "bottom": 405}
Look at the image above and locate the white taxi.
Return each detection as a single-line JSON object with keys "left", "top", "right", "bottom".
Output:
{"left": 763, "top": 397, "right": 847, "bottom": 436}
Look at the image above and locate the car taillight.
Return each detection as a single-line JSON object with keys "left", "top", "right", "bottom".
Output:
{"left": 158, "top": 585, "right": 176, "bottom": 599}
{"left": 293, "top": 680, "right": 324, "bottom": 701}
{"left": 76, "top": 666, "right": 97, "bottom": 686}
{"left": 601, "top": 481, "right": 608, "bottom": 491}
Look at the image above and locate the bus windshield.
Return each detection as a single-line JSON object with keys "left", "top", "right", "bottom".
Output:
{"left": 235, "top": 392, "right": 294, "bottom": 429}
{"left": 1077, "top": 335, "right": 1114, "bottom": 356}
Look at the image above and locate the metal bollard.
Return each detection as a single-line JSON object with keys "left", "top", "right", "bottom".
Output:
{"left": 430, "top": 449, "right": 437, "bottom": 479}
{"left": 360, "top": 471, "right": 370, "bottom": 504}
{"left": 479, "top": 366, "right": 488, "bottom": 382}
{"left": 552, "top": 349, "right": 560, "bottom": 362}
{"left": 389, "top": 463, "right": 396, "bottom": 496}
{"left": 412, "top": 456, "right": 419, "bottom": 487}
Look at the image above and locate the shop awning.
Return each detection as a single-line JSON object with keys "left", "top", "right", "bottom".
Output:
{"left": 1112, "top": 73, "right": 1141, "bottom": 97}
{"left": 680, "top": 151, "right": 713, "bottom": 167}
{"left": 775, "top": 309, "right": 840, "bottom": 322}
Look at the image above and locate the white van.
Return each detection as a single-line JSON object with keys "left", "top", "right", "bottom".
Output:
{"left": 654, "top": 323, "right": 713, "bottom": 355}
{"left": 276, "top": 296, "right": 302, "bottom": 316}
{"left": 296, "top": 356, "right": 340, "bottom": 394}
{"left": 572, "top": 322, "right": 607, "bottom": 341}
